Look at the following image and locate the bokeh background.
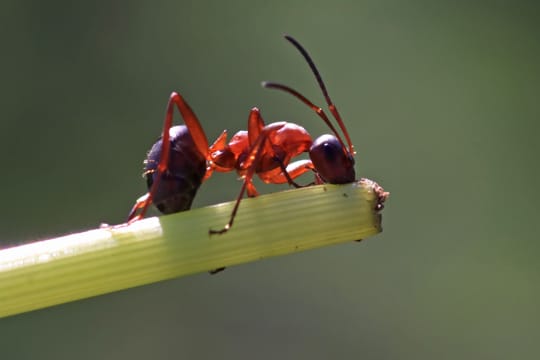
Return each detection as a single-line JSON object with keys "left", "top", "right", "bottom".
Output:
{"left": 1, "top": 1, "right": 539, "bottom": 359}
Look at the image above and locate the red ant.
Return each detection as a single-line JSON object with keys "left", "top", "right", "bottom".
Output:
{"left": 127, "top": 35, "right": 355, "bottom": 238}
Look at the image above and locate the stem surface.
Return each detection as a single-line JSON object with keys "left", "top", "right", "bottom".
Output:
{"left": 0, "top": 179, "right": 388, "bottom": 318}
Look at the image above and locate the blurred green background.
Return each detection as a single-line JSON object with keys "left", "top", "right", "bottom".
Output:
{"left": 1, "top": 0, "right": 539, "bottom": 359}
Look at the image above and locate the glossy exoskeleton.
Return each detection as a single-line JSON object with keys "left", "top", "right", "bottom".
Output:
{"left": 143, "top": 125, "right": 206, "bottom": 214}
{"left": 127, "top": 92, "right": 221, "bottom": 221}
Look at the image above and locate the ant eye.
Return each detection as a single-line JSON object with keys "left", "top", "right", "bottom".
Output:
{"left": 315, "top": 135, "right": 343, "bottom": 161}
{"left": 310, "top": 134, "right": 355, "bottom": 184}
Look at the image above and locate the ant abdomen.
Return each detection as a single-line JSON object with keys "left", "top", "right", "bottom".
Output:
{"left": 144, "top": 125, "right": 207, "bottom": 214}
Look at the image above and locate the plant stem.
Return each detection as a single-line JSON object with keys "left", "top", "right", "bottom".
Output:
{"left": 0, "top": 179, "right": 388, "bottom": 318}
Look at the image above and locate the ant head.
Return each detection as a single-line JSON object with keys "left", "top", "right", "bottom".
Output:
{"left": 310, "top": 134, "right": 355, "bottom": 184}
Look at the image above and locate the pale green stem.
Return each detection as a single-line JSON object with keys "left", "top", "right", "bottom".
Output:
{"left": 0, "top": 179, "right": 388, "bottom": 318}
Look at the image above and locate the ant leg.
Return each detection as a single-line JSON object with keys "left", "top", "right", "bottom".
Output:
{"left": 169, "top": 92, "right": 210, "bottom": 158}
{"left": 204, "top": 129, "right": 228, "bottom": 181}
{"left": 208, "top": 170, "right": 253, "bottom": 235}
{"left": 127, "top": 92, "right": 208, "bottom": 222}
{"left": 127, "top": 193, "right": 151, "bottom": 221}
{"left": 245, "top": 177, "right": 260, "bottom": 197}
{"left": 247, "top": 107, "right": 265, "bottom": 145}
{"left": 209, "top": 129, "right": 269, "bottom": 235}
{"left": 209, "top": 267, "right": 226, "bottom": 274}
{"left": 273, "top": 157, "right": 315, "bottom": 187}
{"left": 270, "top": 159, "right": 316, "bottom": 187}
{"left": 242, "top": 108, "right": 265, "bottom": 197}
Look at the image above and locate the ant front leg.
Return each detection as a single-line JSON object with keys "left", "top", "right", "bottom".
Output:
{"left": 209, "top": 127, "right": 271, "bottom": 235}
{"left": 127, "top": 193, "right": 152, "bottom": 222}
{"left": 247, "top": 107, "right": 265, "bottom": 145}
{"left": 208, "top": 172, "right": 252, "bottom": 235}
{"left": 270, "top": 158, "right": 316, "bottom": 188}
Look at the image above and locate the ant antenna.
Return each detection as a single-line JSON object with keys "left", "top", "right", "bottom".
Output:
{"left": 282, "top": 35, "right": 355, "bottom": 155}
{"left": 261, "top": 81, "right": 347, "bottom": 152}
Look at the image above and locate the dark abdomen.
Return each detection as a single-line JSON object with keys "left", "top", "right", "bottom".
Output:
{"left": 144, "top": 125, "right": 207, "bottom": 214}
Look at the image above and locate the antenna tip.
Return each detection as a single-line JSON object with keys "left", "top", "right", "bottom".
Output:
{"left": 284, "top": 34, "right": 296, "bottom": 43}
{"left": 261, "top": 81, "right": 269, "bottom": 88}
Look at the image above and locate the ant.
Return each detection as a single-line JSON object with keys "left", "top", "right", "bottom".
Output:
{"left": 127, "top": 35, "right": 355, "bottom": 239}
